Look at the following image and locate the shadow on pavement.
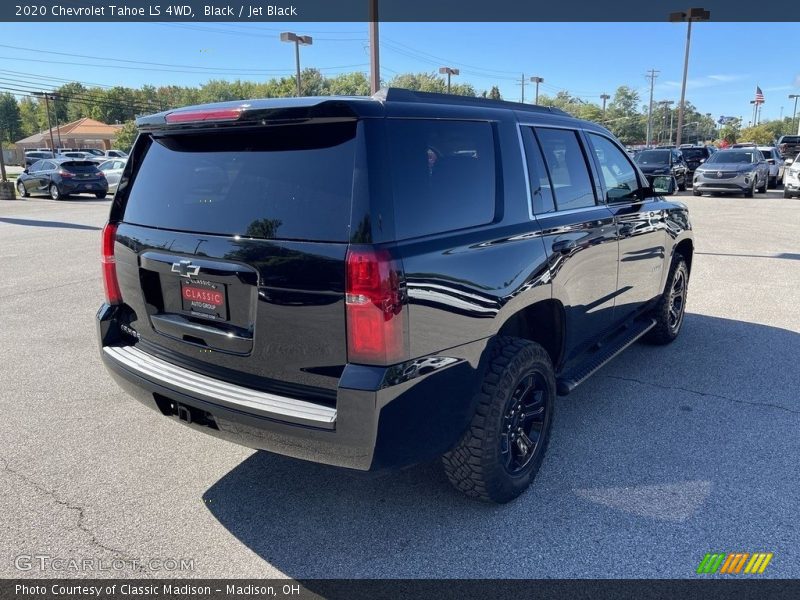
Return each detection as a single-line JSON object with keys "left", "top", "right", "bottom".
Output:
{"left": 202, "top": 314, "right": 799, "bottom": 578}
{"left": 0, "top": 217, "right": 101, "bottom": 231}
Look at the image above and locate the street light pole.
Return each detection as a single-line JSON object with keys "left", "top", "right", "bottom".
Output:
{"left": 790, "top": 94, "right": 799, "bottom": 135}
{"left": 280, "top": 32, "right": 313, "bottom": 97}
{"left": 600, "top": 93, "right": 610, "bottom": 115}
{"left": 439, "top": 67, "right": 460, "bottom": 94}
{"left": 670, "top": 8, "right": 710, "bottom": 146}
{"left": 530, "top": 77, "right": 544, "bottom": 104}
{"left": 369, "top": 0, "right": 380, "bottom": 94}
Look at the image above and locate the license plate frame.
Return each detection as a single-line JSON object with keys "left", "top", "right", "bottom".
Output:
{"left": 180, "top": 279, "right": 228, "bottom": 321}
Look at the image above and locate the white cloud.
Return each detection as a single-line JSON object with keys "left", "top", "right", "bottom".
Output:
{"left": 660, "top": 74, "right": 748, "bottom": 91}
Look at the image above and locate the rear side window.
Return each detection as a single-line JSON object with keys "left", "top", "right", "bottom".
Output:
{"left": 387, "top": 119, "right": 496, "bottom": 239}
{"left": 123, "top": 122, "right": 357, "bottom": 242}
{"left": 535, "top": 128, "right": 596, "bottom": 210}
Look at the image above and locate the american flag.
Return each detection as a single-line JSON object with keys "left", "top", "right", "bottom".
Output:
{"left": 754, "top": 86, "right": 765, "bottom": 104}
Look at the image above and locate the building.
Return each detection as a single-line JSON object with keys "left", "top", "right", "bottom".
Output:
{"left": 12, "top": 117, "right": 123, "bottom": 163}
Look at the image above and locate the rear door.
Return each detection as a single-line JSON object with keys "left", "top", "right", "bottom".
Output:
{"left": 112, "top": 121, "right": 363, "bottom": 397}
{"left": 520, "top": 125, "right": 619, "bottom": 362}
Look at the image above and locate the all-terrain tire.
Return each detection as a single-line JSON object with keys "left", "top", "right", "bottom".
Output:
{"left": 643, "top": 253, "right": 689, "bottom": 345}
{"left": 442, "top": 337, "right": 555, "bottom": 503}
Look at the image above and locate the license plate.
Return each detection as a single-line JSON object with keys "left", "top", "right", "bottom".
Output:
{"left": 180, "top": 279, "right": 227, "bottom": 320}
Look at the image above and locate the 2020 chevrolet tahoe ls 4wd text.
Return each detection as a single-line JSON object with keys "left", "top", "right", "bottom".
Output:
{"left": 98, "top": 89, "right": 693, "bottom": 503}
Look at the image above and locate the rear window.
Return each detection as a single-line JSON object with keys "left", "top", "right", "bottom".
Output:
{"left": 387, "top": 119, "right": 496, "bottom": 239}
{"left": 780, "top": 136, "right": 800, "bottom": 144}
{"left": 681, "top": 148, "right": 708, "bottom": 159}
{"left": 123, "top": 122, "right": 357, "bottom": 242}
{"left": 61, "top": 161, "right": 99, "bottom": 172}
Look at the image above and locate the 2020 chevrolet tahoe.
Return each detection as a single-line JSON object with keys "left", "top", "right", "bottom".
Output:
{"left": 98, "top": 89, "right": 693, "bottom": 503}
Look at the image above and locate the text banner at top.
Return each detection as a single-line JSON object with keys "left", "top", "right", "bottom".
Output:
{"left": 3, "top": 0, "right": 798, "bottom": 22}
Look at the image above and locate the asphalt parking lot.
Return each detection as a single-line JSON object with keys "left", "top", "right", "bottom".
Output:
{"left": 1, "top": 189, "right": 798, "bottom": 579}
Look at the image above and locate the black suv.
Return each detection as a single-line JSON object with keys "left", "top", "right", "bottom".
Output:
{"left": 633, "top": 148, "right": 689, "bottom": 191}
{"left": 97, "top": 89, "right": 693, "bottom": 503}
{"left": 678, "top": 145, "right": 714, "bottom": 179}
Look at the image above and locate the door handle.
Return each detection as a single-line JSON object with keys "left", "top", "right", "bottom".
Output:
{"left": 552, "top": 239, "right": 577, "bottom": 254}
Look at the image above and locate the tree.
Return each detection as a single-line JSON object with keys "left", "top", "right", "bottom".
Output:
{"left": 17, "top": 97, "right": 41, "bottom": 138}
{"left": 113, "top": 120, "right": 138, "bottom": 152}
{"left": 388, "top": 72, "right": 476, "bottom": 96}
{"left": 488, "top": 86, "right": 502, "bottom": 100}
{"left": 327, "top": 72, "right": 370, "bottom": 96}
{"left": 738, "top": 124, "right": 776, "bottom": 145}
{"left": 0, "top": 93, "right": 21, "bottom": 142}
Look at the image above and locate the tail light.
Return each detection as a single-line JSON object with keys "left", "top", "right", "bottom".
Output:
{"left": 345, "top": 247, "right": 407, "bottom": 365}
{"left": 58, "top": 169, "right": 74, "bottom": 178}
{"left": 101, "top": 223, "right": 122, "bottom": 305}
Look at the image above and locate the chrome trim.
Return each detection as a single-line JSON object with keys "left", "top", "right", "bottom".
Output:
{"left": 103, "top": 345, "right": 336, "bottom": 428}
{"left": 516, "top": 123, "right": 535, "bottom": 220}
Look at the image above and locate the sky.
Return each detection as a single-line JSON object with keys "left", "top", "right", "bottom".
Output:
{"left": 1, "top": 21, "right": 799, "bottom": 123}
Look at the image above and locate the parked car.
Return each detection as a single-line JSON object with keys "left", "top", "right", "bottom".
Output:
{"left": 677, "top": 145, "right": 714, "bottom": 182}
{"left": 783, "top": 153, "right": 800, "bottom": 198}
{"left": 633, "top": 148, "right": 688, "bottom": 191}
{"left": 692, "top": 148, "right": 769, "bottom": 197}
{"left": 17, "top": 158, "right": 108, "bottom": 200}
{"left": 24, "top": 150, "right": 54, "bottom": 167}
{"left": 104, "top": 149, "right": 129, "bottom": 158}
{"left": 777, "top": 135, "right": 800, "bottom": 160}
{"left": 97, "top": 158, "right": 126, "bottom": 194}
{"left": 97, "top": 90, "right": 694, "bottom": 503}
{"left": 77, "top": 148, "right": 107, "bottom": 157}
{"left": 755, "top": 146, "right": 785, "bottom": 188}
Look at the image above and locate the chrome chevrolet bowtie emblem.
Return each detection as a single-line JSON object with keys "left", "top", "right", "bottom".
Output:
{"left": 171, "top": 260, "right": 201, "bottom": 278}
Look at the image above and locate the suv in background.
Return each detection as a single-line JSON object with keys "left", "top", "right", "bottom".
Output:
{"left": 777, "top": 135, "right": 800, "bottom": 160}
{"left": 783, "top": 153, "right": 800, "bottom": 198}
{"left": 678, "top": 145, "right": 714, "bottom": 182}
{"left": 693, "top": 148, "right": 769, "bottom": 196}
{"left": 97, "top": 90, "right": 693, "bottom": 503}
{"left": 23, "top": 150, "right": 54, "bottom": 167}
{"left": 756, "top": 146, "right": 785, "bottom": 188}
{"left": 633, "top": 148, "right": 689, "bottom": 191}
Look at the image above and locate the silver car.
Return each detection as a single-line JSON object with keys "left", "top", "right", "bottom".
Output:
{"left": 97, "top": 159, "right": 126, "bottom": 194}
{"left": 756, "top": 146, "right": 785, "bottom": 188}
{"left": 692, "top": 148, "right": 769, "bottom": 197}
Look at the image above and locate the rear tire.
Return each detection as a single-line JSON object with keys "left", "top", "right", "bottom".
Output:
{"left": 442, "top": 337, "right": 555, "bottom": 504}
{"left": 744, "top": 181, "right": 755, "bottom": 198}
{"left": 768, "top": 176, "right": 776, "bottom": 189}
{"left": 49, "top": 184, "right": 61, "bottom": 201}
{"left": 692, "top": 187, "right": 701, "bottom": 197}
{"left": 678, "top": 178, "right": 687, "bottom": 192}
{"left": 16, "top": 180, "right": 28, "bottom": 197}
{"left": 644, "top": 254, "right": 689, "bottom": 345}
{"left": 785, "top": 189, "right": 794, "bottom": 199}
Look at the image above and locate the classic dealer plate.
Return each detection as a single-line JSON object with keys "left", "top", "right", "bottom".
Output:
{"left": 180, "top": 279, "right": 227, "bottom": 320}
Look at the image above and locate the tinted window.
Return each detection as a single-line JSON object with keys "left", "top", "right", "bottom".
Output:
{"left": 61, "top": 161, "right": 100, "bottom": 173}
{"left": 535, "top": 128, "right": 596, "bottom": 210}
{"left": 635, "top": 150, "right": 671, "bottom": 164}
{"left": 708, "top": 151, "right": 757, "bottom": 164}
{"left": 521, "top": 127, "right": 555, "bottom": 214}
{"left": 681, "top": 147, "right": 708, "bottom": 159}
{"left": 41, "top": 161, "right": 55, "bottom": 171}
{"left": 587, "top": 133, "right": 640, "bottom": 203}
{"left": 124, "top": 122, "right": 357, "bottom": 242}
{"left": 387, "top": 119, "right": 496, "bottom": 239}
{"left": 28, "top": 160, "right": 43, "bottom": 172}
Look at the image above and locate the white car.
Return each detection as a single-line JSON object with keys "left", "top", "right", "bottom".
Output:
{"left": 104, "top": 149, "right": 128, "bottom": 158}
{"left": 783, "top": 153, "right": 800, "bottom": 198}
{"left": 97, "top": 158, "right": 127, "bottom": 194}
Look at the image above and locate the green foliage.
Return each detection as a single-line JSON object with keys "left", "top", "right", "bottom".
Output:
{"left": 113, "top": 120, "right": 138, "bottom": 152}
{"left": 0, "top": 92, "right": 22, "bottom": 142}
{"left": 738, "top": 124, "right": 777, "bottom": 145}
{"left": 388, "top": 72, "right": 476, "bottom": 96}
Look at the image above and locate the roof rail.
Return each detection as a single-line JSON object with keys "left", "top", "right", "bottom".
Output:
{"left": 372, "top": 87, "right": 571, "bottom": 117}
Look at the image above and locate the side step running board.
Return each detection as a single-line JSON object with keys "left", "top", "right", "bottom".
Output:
{"left": 556, "top": 318, "right": 656, "bottom": 396}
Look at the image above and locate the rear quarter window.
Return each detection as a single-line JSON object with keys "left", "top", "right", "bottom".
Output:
{"left": 122, "top": 122, "right": 358, "bottom": 242}
{"left": 386, "top": 119, "right": 496, "bottom": 240}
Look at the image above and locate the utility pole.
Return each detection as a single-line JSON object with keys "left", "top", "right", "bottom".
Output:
{"left": 369, "top": 0, "right": 380, "bottom": 94}
{"left": 51, "top": 93, "right": 63, "bottom": 149}
{"left": 659, "top": 100, "right": 674, "bottom": 144}
{"left": 280, "top": 32, "right": 313, "bottom": 97}
{"left": 600, "top": 93, "right": 610, "bottom": 116}
{"left": 790, "top": 95, "right": 800, "bottom": 135}
{"left": 645, "top": 69, "right": 659, "bottom": 147}
{"left": 519, "top": 73, "right": 526, "bottom": 103}
{"left": 439, "top": 67, "right": 459, "bottom": 94}
{"left": 33, "top": 91, "right": 56, "bottom": 151}
{"left": 670, "top": 8, "right": 710, "bottom": 146}
{"left": 530, "top": 76, "right": 544, "bottom": 104}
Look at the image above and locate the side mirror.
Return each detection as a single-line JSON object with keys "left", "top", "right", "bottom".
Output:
{"left": 785, "top": 158, "right": 794, "bottom": 166}
{"left": 650, "top": 175, "right": 676, "bottom": 196}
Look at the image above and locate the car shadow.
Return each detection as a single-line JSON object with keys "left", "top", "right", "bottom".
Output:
{"left": 0, "top": 217, "right": 101, "bottom": 231}
{"left": 202, "top": 314, "right": 800, "bottom": 578}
